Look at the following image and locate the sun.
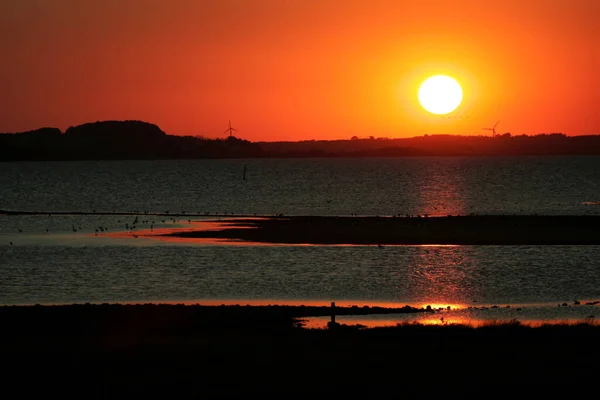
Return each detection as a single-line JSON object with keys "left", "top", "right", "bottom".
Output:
{"left": 418, "top": 75, "right": 463, "bottom": 115}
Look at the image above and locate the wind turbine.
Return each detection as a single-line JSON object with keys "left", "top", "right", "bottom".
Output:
{"left": 483, "top": 120, "right": 500, "bottom": 137}
{"left": 224, "top": 120, "right": 238, "bottom": 138}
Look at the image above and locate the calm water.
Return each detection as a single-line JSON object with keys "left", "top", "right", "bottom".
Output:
{"left": 1, "top": 157, "right": 600, "bottom": 323}
{"left": 2, "top": 156, "right": 600, "bottom": 216}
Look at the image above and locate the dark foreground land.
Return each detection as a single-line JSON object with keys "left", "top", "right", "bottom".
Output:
{"left": 168, "top": 215, "right": 600, "bottom": 245}
{"left": 1, "top": 304, "right": 598, "bottom": 398}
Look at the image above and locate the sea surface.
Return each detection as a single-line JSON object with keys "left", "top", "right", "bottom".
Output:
{"left": 1, "top": 156, "right": 600, "bottom": 325}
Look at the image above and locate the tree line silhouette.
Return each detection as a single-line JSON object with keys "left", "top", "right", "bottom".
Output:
{"left": 1, "top": 120, "right": 600, "bottom": 161}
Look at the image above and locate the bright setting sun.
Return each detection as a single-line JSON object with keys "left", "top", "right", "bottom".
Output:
{"left": 418, "top": 75, "right": 463, "bottom": 115}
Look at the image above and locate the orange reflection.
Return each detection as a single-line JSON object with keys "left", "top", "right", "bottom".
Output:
{"left": 404, "top": 245, "right": 473, "bottom": 310}
{"left": 301, "top": 316, "right": 474, "bottom": 329}
{"left": 414, "top": 161, "right": 467, "bottom": 217}
{"left": 417, "top": 317, "right": 476, "bottom": 326}
{"left": 97, "top": 219, "right": 248, "bottom": 245}
{"left": 301, "top": 316, "right": 597, "bottom": 330}
{"left": 301, "top": 318, "right": 399, "bottom": 329}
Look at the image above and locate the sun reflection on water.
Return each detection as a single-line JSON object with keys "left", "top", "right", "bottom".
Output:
{"left": 404, "top": 245, "right": 476, "bottom": 310}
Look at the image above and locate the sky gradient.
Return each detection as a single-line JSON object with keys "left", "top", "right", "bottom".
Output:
{"left": 1, "top": 0, "right": 598, "bottom": 141}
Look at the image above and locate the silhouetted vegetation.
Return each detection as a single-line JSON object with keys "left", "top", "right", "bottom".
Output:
{"left": 2, "top": 120, "right": 600, "bottom": 161}
{"left": 0, "top": 303, "right": 431, "bottom": 336}
{"left": 1, "top": 304, "right": 598, "bottom": 397}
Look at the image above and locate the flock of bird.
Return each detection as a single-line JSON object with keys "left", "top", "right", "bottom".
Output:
{"left": 4, "top": 207, "right": 300, "bottom": 247}
{"left": 5, "top": 211, "right": 205, "bottom": 246}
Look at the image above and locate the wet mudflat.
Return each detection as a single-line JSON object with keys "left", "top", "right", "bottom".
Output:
{"left": 165, "top": 215, "right": 600, "bottom": 245}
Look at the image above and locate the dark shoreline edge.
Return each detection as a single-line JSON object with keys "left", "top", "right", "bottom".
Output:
{"left": 1, "top": 303, "right": 597, "bottom": 333}
{"left": 164, "top": 215, "right": 600, "bottom": 245}
{"left": 2, "top": 303, "right": 598, "bottom": 396}
{"left": 0, "top": 303, "right": 433, "bottom": 333}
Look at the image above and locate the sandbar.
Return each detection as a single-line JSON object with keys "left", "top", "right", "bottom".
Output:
{"left": 164, "top": 215, "right": 600, "bottom": 245}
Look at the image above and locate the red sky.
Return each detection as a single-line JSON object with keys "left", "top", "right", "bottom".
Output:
{"left": 1, "top": 0, "right": 598, "bottom": 141}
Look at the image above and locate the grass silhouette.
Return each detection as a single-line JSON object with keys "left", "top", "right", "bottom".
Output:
{"left": 1, "top": 303, "right": 598, "bottom": 397}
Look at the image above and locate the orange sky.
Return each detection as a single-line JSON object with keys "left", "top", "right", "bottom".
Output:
{"left": 1, "top": 0, "right": 598, "bottom": 141}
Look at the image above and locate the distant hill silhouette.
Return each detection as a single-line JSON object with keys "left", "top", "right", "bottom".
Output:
{"left": 1, "top": 120, "right": 600, "bottom": 161}
{"left": 0, "top": 120, "right": 264, "bottom": 161}
{"left": 64, "top": 120, "right": 166, "bottom": 140}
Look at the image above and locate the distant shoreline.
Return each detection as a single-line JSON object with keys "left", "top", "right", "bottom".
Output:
{"left": 3, "top": 120, "right": 600, "bottom": 160}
